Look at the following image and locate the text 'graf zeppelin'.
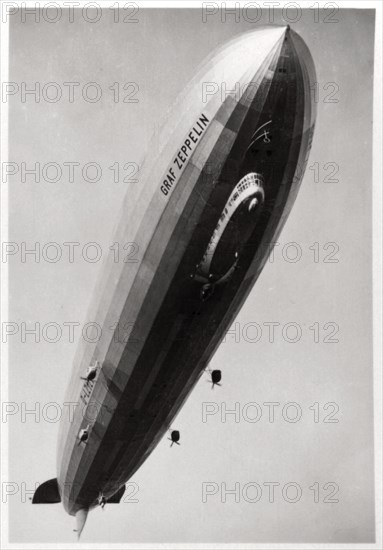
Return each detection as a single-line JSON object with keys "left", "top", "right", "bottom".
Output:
{"left": 160, "top": 113, "right": 209, "bottom": 196}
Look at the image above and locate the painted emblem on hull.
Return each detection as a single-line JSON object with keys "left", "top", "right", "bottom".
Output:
{"left": 250, "top": 120, "right": 272, "bottom": 145}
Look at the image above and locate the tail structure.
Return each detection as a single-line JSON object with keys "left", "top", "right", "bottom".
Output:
{"left": 32, "top": 478, "right": 61, "bottom": 504}
{"left": 73, "top": 509, "right": 89, "bottom": 540}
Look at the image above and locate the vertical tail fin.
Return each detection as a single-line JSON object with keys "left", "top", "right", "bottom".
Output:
{"left": 74, "top": 509, "right": 88, "bottom": 540}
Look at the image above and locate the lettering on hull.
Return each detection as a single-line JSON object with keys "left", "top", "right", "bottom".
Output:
{"left": 160, "top": 114, "right": 209, "bottom": 196}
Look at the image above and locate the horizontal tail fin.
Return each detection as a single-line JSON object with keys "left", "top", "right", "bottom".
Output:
{"left": 107, "top": 485, "right": 126, "bottom": 503}
{"left": 32, "top": 478, "right": 61, "bottom": 504}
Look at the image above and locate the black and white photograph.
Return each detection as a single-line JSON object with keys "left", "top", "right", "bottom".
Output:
{"left": 1, "top": 1, "right": 381, "bottom": 547}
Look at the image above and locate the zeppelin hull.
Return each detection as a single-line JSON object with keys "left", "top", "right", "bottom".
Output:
{"left": 56, "top": 27, "right": 316, "bottom": 515}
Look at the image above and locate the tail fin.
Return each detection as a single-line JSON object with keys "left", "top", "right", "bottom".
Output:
{"left": 32, "top": 478, "right": 61, "bottom": 504}
{"left": 107, "top": 485, "right": 126, "bottom": 503}
{"left": 74, "top": 509, "right": 88, "bottom": 540}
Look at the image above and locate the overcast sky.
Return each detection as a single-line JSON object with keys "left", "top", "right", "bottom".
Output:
{"left": 6, "top": 7, "right": 375, "bottom": 544}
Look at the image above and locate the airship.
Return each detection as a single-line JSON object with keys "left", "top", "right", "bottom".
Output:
{"left": 32, "top": 25, "right": 316, "bottom": 537}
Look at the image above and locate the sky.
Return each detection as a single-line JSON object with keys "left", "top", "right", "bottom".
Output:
{"left": 5, "top": 6, "right": 376, "bottom": 545}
